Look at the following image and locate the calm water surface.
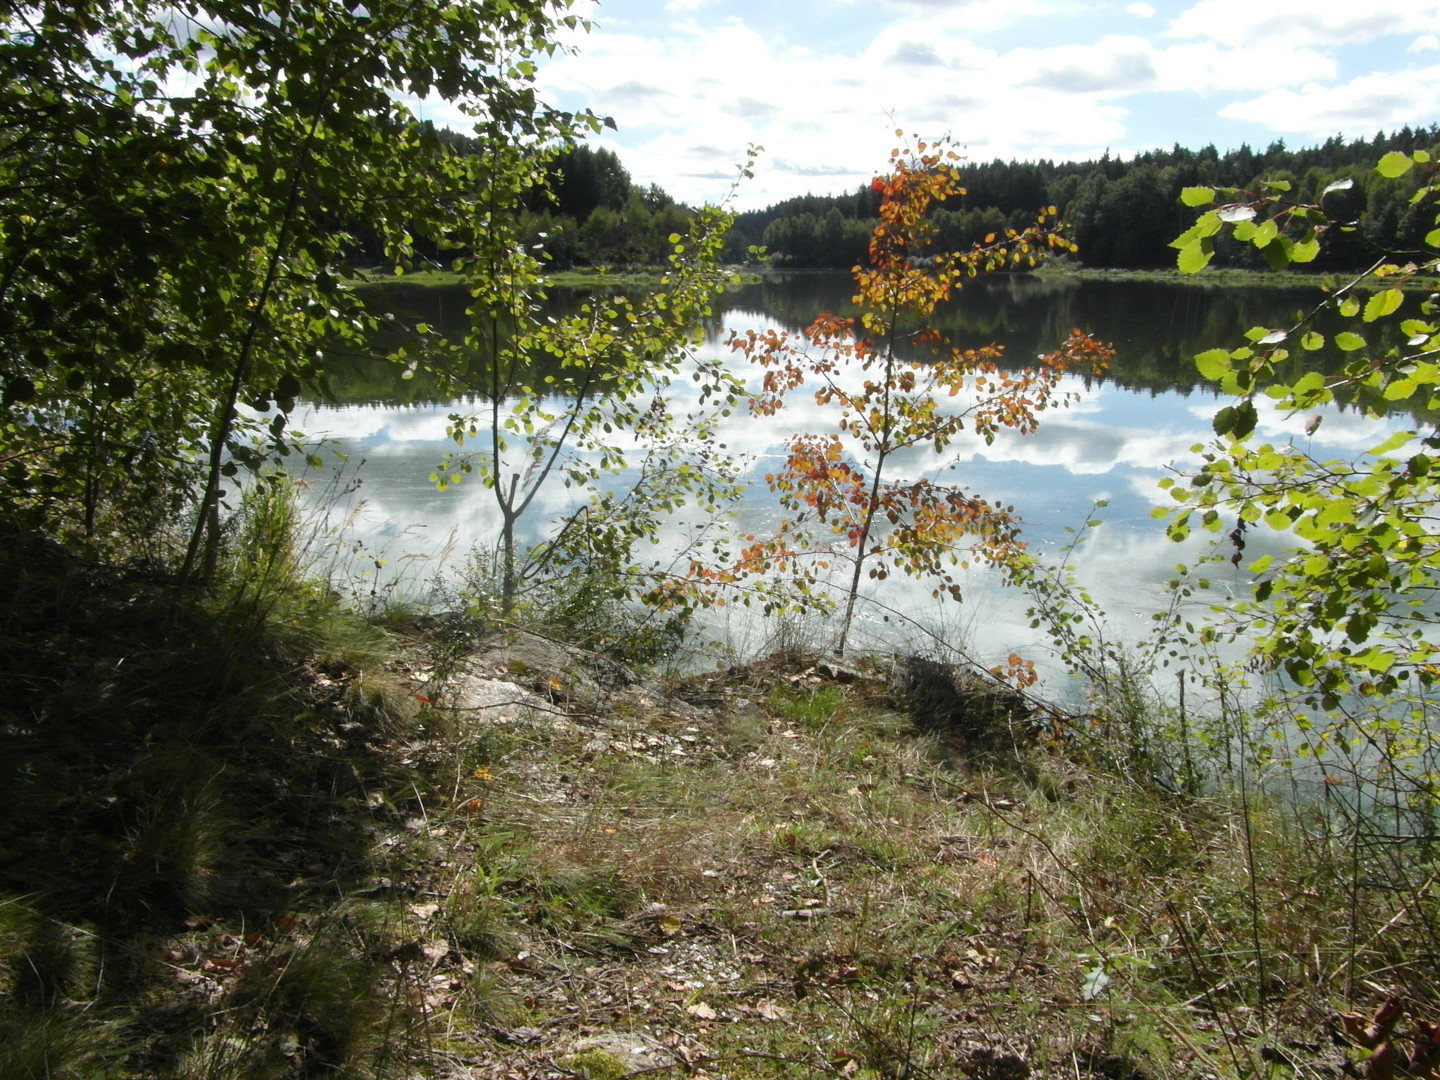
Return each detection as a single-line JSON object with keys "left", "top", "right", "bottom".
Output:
{"left": 294, "top": 273, "right": 1410, "bottom": 690}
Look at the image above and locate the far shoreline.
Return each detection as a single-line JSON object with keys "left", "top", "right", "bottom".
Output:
{"left": 349, "top": 263, "right": 1440, "bottom": 292}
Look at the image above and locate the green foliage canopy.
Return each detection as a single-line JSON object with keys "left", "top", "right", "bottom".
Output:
{"left": 0, "top": 0, "right": 599, "bottom": 567}
{"left": 1162, "top": 151, "right": 1440, "bottom": 711}
{"left": 427, "top": 198, "right": 750, "bottom": 617}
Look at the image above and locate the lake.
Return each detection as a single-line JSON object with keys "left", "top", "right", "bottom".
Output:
{"left": 292, "top": 272, "right": 1411, "bottom": 693}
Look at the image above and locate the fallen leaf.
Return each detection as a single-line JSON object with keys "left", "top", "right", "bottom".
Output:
{"left": 755, "top": 999, "right": 786, "bottom": 1021}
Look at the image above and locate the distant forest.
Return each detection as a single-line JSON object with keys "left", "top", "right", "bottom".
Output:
{"left": 729, "top": 126, "right": 1440, "bottom": 272}
{"left": 424, "top": 125, "right": 1440, "bottom": 273}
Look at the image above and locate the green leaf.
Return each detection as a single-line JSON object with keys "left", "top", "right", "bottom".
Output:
{"left": 1171, "top": 213, "right": 1223, "bottom": 247}
{"left": 1334, "top": 332, "right": 1367, "bottom": 352}
{"left": 1377, "top": 151, "right": 1414, "bottom": 178}
{"left": 1250, "top": 220, "right": 1279, "bottom": 248}
{"left": 1180, "top": 187, "right": 1215, "bottom": 207}
{"left": 1369, "top": 430, "right": 1414, "bottom": 456}
{"left": 1383, "top": 379, "right": 1417, "bottom": 401}
{"left": 1195, "top": 349, "right": 1233, "bottom": 380}
{"left": 1291, "top": 371, "right": 1327, "bottom": 399}
{"left": 1261, "top": 236, "right": 1292, "bottom": 270}
{"left": 1290, "top": 236, "right": 1321, "bottom": 263}
{"left": 1352, "top": 647, "right": 1396, "bottom": 673}
{"left": 1175, "top": 238, "right": 1214, "bottom": 274}
{"left": 1346, "top": 612, "right": 1376, "bottom": 644}
{"left": 1363, "top": 288, "right": 1403, "bottom": 323}
{"left": 1230, "top": 399, "right": 1257, "bottom": 439}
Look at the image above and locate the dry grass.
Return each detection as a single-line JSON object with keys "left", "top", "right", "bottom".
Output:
{"left": 3, "top": 513, "right": 1436, "bottom": 1079}
{"left": 388, "top": 655, "right": 1440, "bottom": 1080}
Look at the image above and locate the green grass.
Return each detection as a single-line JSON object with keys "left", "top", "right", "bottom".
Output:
{"left": 3, "top": 491, "right": 1437, "bottom": 1078}
{"left": 0, "top": 483, "right": 426, "bottom": 1077}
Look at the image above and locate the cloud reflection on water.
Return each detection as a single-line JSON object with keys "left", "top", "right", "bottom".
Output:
{"left": 289, "top": 288, "right": 1411, "bottom": 693}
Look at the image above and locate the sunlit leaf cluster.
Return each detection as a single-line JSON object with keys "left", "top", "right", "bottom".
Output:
{"left": 728, "top": 134, "right": 1113, "bottom": 656}
{"left": 1163, "top": 148, "right": 1440, "bottom": 711}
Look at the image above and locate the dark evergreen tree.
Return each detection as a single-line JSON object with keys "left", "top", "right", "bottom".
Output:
{"left": 725, "top": 125, "right": 1440, "bottom": 273}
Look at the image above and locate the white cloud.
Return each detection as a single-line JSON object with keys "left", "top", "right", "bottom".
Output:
{"left": 543, "top": 23, "right": 1154, "bottom": 204}
{"left": 877, "top": 0, "right": 1057, "bottom": 28}
{"left": 533, "top": 0, "right": 1440, "bottom": 208}
{"left": 292, "top": 402, "right": 453, "bottom": 446}
{"left": 1013, "top": 36, "right": 1160, "bottom": 95}
{"left": 1184, "top": 396, "right": 1405, "bottom": 452}
{"left": 1150, "top": 41, "right": 1335, "bottom": 92}
{"left": 1166, "top": 0, "right": 1440, "bottom": 48}
{"left": 1219, "top": 66, "right": 1440, "bottom": 136}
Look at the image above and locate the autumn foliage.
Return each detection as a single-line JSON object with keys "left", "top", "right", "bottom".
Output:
{"left": 723, "top": 135, "right": 1113, "bottom": 657}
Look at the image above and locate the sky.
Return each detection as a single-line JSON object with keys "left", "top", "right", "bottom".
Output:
{"left": 501, "top": 0, "right": 1440, "bottom": 210}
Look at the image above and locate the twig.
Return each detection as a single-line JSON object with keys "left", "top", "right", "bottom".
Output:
{"left": 1166, "top": 899, "right": 1257, "bottom": 1080}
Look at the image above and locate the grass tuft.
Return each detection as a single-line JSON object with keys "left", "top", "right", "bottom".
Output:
{"left": 3, "top": 489, "right": 1438, "bottom": 1078}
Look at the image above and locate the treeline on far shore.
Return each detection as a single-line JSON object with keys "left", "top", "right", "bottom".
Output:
{"left": 732, "top": 126, "right": 1440, "bottom": 272}
{"left": 391, "top": 124, "right": 1440, "bottom": 275}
